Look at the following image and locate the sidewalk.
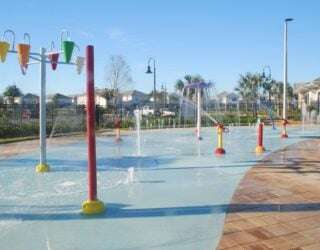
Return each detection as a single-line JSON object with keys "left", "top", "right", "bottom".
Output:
{"left": 217, "top": 139, "right": 320, "bottom": 250}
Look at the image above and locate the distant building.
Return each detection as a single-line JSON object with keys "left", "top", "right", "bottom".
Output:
{"left": 294, "top": 77, "right": 320, "bottom": 109}
{"left": 74, "top": 90, "right": 108, "bottom": 108}
{"left": 21, "top": 93, "right": 39, "bottom": 105}
{"left": 217, "top": 91, "right": 239, "bottom": 105}
{"left": 47, "top": 93, "right": 73, "bottom": 107}
{"left": 121, "top": 90, "right": 149, "bottom": 108}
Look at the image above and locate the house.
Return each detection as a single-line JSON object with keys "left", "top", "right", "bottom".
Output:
{"left": 3, "top": 96, "right": 22, "bottom": 104}
{"left": 217, "top": 91, "right": 239, "bottom": 105}
{"left": 294, "top": 77, "right": 320, "bottom": 110}
{"left": 121, "top": 90, "right": 149, "bottom": 108}
{"left": 22, "top": 93, "right": 39, "bottom": 105}
{"left": 74, "top": 90, "right": 108, "bottom": 108}
{"left": 46, "top": 93, "right": 73, "bottom": 107}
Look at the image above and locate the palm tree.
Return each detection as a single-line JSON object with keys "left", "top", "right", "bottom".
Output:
{"left": 235, "top": 73, "right": 263, "bottom": 117}
{"left": 262, "top": 79, "right": 276, "bottom": 101}
{"left": 175, "top": 80, "right": 185, "bottom": 94}
{"left": 175, "top": 74, "right": 205, "bottom": 99}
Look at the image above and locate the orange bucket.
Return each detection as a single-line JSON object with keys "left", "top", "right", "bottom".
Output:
{"left": 17, "top": 43, "right": 30, "bottom": 74}
{"left": 17, "top": 33, "right": 31, "bottom": 74}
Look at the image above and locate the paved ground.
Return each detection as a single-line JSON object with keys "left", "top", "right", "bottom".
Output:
{"left": 217, "top": 139, "right": 320, "bottom": 250}
{"left": 0, "top": 135, "right": 84, "bottom": 158}
{"left": 0, "top": 129, "right": 129, "bottom": 158}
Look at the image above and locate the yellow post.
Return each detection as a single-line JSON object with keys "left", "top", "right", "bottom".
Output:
{"left": 215, "top": 124, "right": 225, "bottom": 155}
{"left": 217, "top": 126, "right": 223, "bottom": 148}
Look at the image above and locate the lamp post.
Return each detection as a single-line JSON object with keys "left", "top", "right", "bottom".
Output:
{"left": 146, "top": 57, "right": 156, "bottom": 114}
{"left": 282, "top": 18, "right": 294, "bottom": 138}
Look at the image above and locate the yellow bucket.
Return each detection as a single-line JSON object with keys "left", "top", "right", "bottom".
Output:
{"left": 0, "top": 41, "right": 10, "bottom": 62}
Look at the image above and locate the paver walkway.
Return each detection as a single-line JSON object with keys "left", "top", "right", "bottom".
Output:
{"left": 217, "top": 139, "right": 320, "bottom": 250}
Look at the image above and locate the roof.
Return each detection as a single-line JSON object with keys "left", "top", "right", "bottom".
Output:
{"left": 121, "top": 90, "right": 147, "bottom": 96}
{"left": 217, "top": 91, "right": 238, "bottom": 97}
{"left": 23, "top": 93, "right": 39, "bottom": 98}
{"left": 184, "top": 82, "right": 212, "bottom": 89}
{"left": 47, "top": 93, "right": 72, "bottom": 99}
{"left": 294, "top": 77, "right": 320, "bottom": 93}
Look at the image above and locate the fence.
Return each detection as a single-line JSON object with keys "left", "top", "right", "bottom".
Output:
{"left": 0, "top": 101, "right": 303, "bottom": 139}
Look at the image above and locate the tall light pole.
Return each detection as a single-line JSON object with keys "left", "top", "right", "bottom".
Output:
{"left": 282, "top": 18, "right": 293, "bottom": 138}
{"left": 146, "top": 57, "right": 156, "bottom": 114}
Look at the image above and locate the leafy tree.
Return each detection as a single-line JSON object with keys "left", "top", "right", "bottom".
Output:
{"left": 3, "top": 85, "right": 23, "bottom": 104}
{"left": 3, "top": 85, "right": 22, "bottom": 97}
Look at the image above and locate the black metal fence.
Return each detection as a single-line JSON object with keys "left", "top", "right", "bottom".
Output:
{"left": 0, "top": 102, "right": 302, "bottom": 139}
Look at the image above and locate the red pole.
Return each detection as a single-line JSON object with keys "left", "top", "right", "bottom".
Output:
{"left": 258, "top": 123, "right": 263, "bottom": 147}
{"left": 86, "top": 45, "right": 97, "bottom": 201}
{"left": 255, "top": 122, "right": 265, "bottom": 153}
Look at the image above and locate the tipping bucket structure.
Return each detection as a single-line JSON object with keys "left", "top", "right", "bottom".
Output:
{"left": 17, "top": 33, "right": 31, "bottom": 75}
{"left": 0, "top": 28, "right": 85, "bottom": 176}
{"left": 48, "top": 42, "right": 59, "bottom": 71}
{"left": 0, "top": 29, "right": 15, "bottom": 63}
{"left": 61, "top": 30, "right": 74, "bottom": 63}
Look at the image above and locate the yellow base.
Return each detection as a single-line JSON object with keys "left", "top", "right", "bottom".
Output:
{"left": 255, "top": 145, "right": 265, "bottom": 153}
{"left": 36, "top": 163, "right": 50, "bottom": 173}
{"left": 82, "top": 199, "right": 105, "bottom": 215}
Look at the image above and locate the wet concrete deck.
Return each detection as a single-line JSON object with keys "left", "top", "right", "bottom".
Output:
{"left": 217, "top": 139, "right": 320, "bottom": 250}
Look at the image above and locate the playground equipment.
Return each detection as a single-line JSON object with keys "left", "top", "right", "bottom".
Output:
{"left": 281, "top": 119, "right": 289, "bottom": 138}
{"left": 0, "top": 30, "right": 14, "bottom": 62}
{"left": 114, "top": 117, "right": 122, "bottom": 142}
{"left": 260, "top": 100, "right": 276, "bottom": 130}
{"left": 61, "top": 30, "right": 75, "bottom": 63}
{"left": 17, "top": 33, "right": 31, "bottom": 75}
{"left": 255, "top": 120, "right": 265, "bottom": 153}
{"left": 182, "top": 82, "right": 213, "bottom": 140}
{"left": 0, "top": 29, "right": 104, "bottom": 214}
{"left": 48, "top": 41, "right": 59, "bottom": 70}
{"left": 74, "top": 44, "right": 85, "bottom": 74}
{"left": 214, "top": 123, "right": 226, "bottom": 155}
{"left": 81, "top": 46, "right": 105, "bottom": 214}
{"left": 134, "top": 109, "right": 142, "bottom": 156}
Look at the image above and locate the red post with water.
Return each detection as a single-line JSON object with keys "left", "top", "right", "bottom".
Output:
{"left": 258, "top": 123, "right": 263, "bottom": 147}
{"left": 86, "top": 45, "right": 97, "bottom": 201}
{"left": 255, "top": 122, "right": 265, "bottom": 153}
{"left": 82, "top": 45, "right": 105, "bottom": 214}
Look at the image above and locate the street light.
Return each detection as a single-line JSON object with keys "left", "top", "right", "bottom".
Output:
{"left": 146, "top": 57, "right": 156, "bottom": 114}
{"left": 282, "top": 18, "right": 294, "bottom": 138}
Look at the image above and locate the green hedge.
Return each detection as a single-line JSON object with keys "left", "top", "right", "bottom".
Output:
{"left": 0, "top": 122, "right": 39, "bottom": 138}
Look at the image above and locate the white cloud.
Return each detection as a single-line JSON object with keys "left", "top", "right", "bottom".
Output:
{"left": 105, "top": 27, "right": 150, "bottom": 53}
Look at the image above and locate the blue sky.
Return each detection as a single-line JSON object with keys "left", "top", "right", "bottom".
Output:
{"left": 0, "top": 0, "right": 320, "bottom": 95}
